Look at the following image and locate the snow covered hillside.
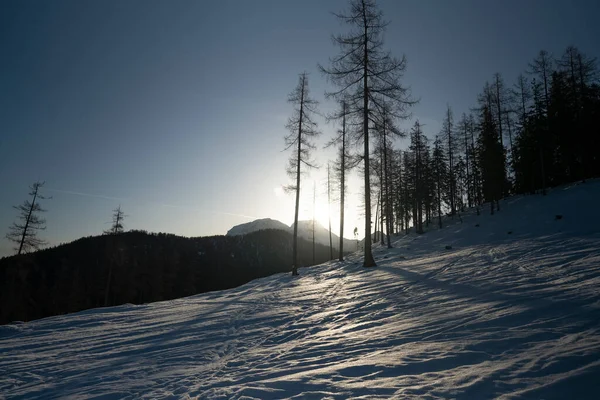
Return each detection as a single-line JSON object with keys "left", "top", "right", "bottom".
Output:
{"left": 2, "top": 181, "right": 600, "bottom": 399}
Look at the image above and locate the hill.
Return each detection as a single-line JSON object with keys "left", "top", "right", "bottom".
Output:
{"left": 0, "top": 229, "right": 336, "bottom": 324}
{"left": 227, "top": 218, "right": 357, "bottom": 252}
{"left": 226, "top": 218, "right": 291, "bottom": 236}
{"left": 1, "top": 180, "right": 600, "bottom": 398}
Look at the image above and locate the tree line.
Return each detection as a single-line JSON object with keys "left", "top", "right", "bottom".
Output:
{"left": 283, "top": 0, "right": 600, "bottom": 272}
{"left": 0, "top": 228, "right": 337, "bottom": 324}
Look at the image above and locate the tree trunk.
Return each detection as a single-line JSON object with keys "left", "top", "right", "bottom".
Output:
{"left": 291, "top": 77, "right": 305, "bottom": 276}
{"left": 327, "top": 164, "right": 333, "bottom": 260}
{"left": 362, "top": 12, "right": 375, "bottom": 267}
{"left": 339, "top": 104, "right": 346, "bottom": 261}
{"left": 17, "top": 188, "right": 38, "bottom": 255}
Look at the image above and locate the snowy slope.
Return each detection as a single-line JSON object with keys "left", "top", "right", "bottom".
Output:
{"left": 226, "top": 218, "right": 291, "bottom": 236}
{"left": 2, "top": 181, "right": 600, "bottom": 399}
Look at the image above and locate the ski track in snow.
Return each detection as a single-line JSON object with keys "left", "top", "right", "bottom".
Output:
{"left": 2, "top": 181, "right": 600, "bottom": 399}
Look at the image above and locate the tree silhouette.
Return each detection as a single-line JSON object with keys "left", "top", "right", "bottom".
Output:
{"left": 104, "top": 205, "right": 126, "bottom": 235}
{"left": 284, "top": 72, "right": 321, "bottom": 276}
{"left": 319, "top": 0, "right": 415, "bottom": 267}
{"left": 6, "top": 181, "right": 50, "bottom": 255}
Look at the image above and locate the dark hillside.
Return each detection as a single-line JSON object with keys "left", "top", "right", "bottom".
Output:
{"left": 0, "top": 229, "right": 338, "bottom": 324}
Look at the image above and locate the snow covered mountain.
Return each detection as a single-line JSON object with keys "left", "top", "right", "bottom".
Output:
{"left": 2, "top": 180, "right": 600, "bottom": 398}
{"left": 227, "top": 218, "right": 356, "bottom": 252}
{"left": 226, "top": 218, "right": 290, "bottom": 236}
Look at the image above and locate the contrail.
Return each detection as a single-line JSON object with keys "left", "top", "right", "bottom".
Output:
{"left": 48, "top": 188, "right": 260, "bottom": 220}
{"left": 46, "top": 188, "right": 126, "bottom": 202}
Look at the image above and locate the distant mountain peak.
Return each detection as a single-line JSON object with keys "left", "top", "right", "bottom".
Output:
{"left": 226, "top": 218, "right": 290, "bottom": 236}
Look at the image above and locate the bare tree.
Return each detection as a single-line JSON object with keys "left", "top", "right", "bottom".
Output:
{"left": 319, "top": 0, "right": 415, "bottom": 267}
{"left": 512, "top": 74, "right": 531, "bottom": 124}
{"left": 325, "top": 100, "right": 360, "bottom": 261}
{"left": 6, "top": 181, "right": 50, "bottom": 255}
{"left": 441, "top": 105, "right": 457, "bottom": 216}
{"left": 284, "top": 72, "right": 321, "bottom": 276}
{"left": 528, "top": 50, "right": 553, "bottom": 113}
{"left": 104, "top": 205, "right": 126, "bottom": 235}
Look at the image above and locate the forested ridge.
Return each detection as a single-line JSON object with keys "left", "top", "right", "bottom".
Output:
{"left": 0, "top": 229, "right": 338, "bottom": 324}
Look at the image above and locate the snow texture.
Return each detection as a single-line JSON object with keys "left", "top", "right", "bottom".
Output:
{"left": 2, "top": 181, "right": 600, "bottom": 399}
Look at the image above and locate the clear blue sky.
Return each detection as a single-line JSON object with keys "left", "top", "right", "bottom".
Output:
{"left": 1, "top": 0, "right": 599, "bottom": 257}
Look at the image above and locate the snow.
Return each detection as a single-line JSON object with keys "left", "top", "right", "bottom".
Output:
{"left": 2, "top": 180, "right": 600, "bottom": 399}
{"left": 226, "top": 218, "right": 291, "bottom": 237}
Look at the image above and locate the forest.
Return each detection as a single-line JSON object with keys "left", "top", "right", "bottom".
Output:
{"left": 0, "top": 229, "right": 338, "bottom": 324}
{"left": 282, "top": 0, "right": 600, "bottom": 271}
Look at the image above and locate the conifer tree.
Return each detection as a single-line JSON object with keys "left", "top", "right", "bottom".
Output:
{"left": 319, "top": 0, "right": 415, "bottom": 267}
{"left": 477, "top": 107, "right": 505, "bottom": 214}
{"left": 284, "top": 72, "right": 321, "bottom": 276}
{"left": 104, "top": 206, "right": 126, "bottom": 235}
{"left": 6, "top": 181, "right": 50, "bottom": 255}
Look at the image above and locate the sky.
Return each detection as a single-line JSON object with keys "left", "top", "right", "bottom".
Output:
{"left": 1, "top": 0, "right": 599, "bottom": 257}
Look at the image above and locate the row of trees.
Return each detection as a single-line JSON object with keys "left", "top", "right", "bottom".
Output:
{"left": 5, "top": 181, "right": 128, "bottom": 256}
{"left": 283, "top": 0, "right": 600, "bottom": 272}
{"left": 284, "top": 0, "right": 415, "bottom": 271}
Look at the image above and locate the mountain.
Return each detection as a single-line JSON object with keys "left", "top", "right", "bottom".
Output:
{"left": 228, "top": 218, "right": 357, "bottom": 252}
{"left": 226, "top": 218, "right": 290, "bottom": 236}
{"left": 3, "top": 180, "right": 599, "bottom": 398}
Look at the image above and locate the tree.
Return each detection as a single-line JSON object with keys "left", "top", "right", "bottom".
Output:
{"left": 441, "top": 105, "right": 458, "bottom": 216}
{"left": 319, "top": 0, "right": 415, "bottom": 267}
{"left": 325, "top": 100, "right": 357, "bottom": 261}
{"left": 6, "top": 181, "right": 50, "bottom": 255}
{"left": 103, "top": 205, "right": 127, "bottom": 306}
{"left": 284, "top": 72, "right": 321, "bottom": 276}
{"left": 528, "top": 50, "right": 554, "bottom": 114}
{"left": 457, "top": 113, "right": 473, "bottom": 207}
{"left": 327, "top": 163, "right": 333, "bottom": 260}
{"left": 104, "top": 205, "right": 126, "bottom": 235}
{"left": 374, "top": 99, "right": 404, "bottom": 247}
{"left": 477, "top": 106, "right": 505, "bottom": 214}
{"left": 409, "top": 121, "right": 427, "bottom": 234}
{"left": 432, "top": 136, "right": 447, "bottom": 228}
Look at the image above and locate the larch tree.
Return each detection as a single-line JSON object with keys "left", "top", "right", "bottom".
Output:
{"left": 104, "top": 205, "right": 126, "bottom": 235}
{"left": 457, "top": 113, "right": 472, "bottom": 208}
{"left": 103, "top": 205, "right": 126, "bottom": 307}
{"left": 441, "top": 105, "right": 457, "bottom": 216}
{"left": 319, "top": 0, "right": 415, "bottom": 267}
{"left": 284, "top": 72, "right": 321, "bottom": 276}
{"left": 373, "top": 99, "right": 403, "bottom": 248}
{"left": 325, "top": 100, "right": 357, "bottom": 261}
{"left": 6, "top": 181, "right": 50, "bottom": 255}
{"left": 432, "top": 136, "right": 447, "bottom": 229}
{"left": 327, "top": 163, "right": 333, "bottom": 260}
{"left": 477, "top": 106, "right": 505, "bottom": 214}
{"left": 528, "top": 50, "right": 554, "bottom": 114}
{"left": 409, "top": 120, "right": 427, "bottom": 234}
